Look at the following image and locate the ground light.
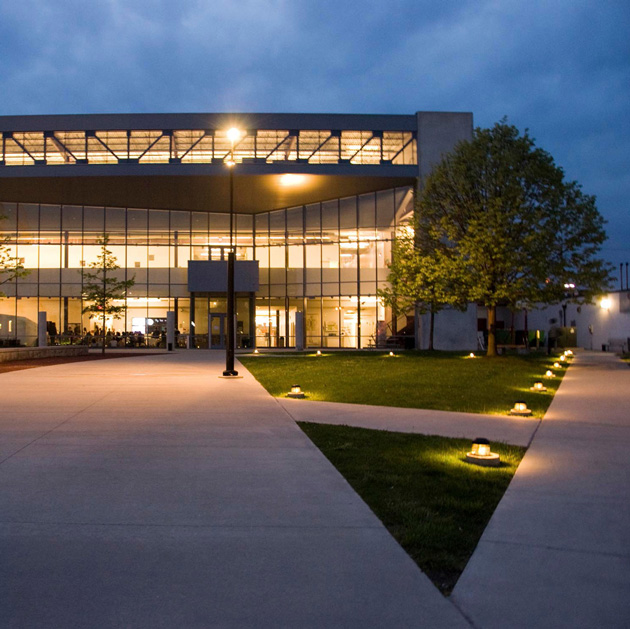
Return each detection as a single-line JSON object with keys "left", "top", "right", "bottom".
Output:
{"left": 253, "top": 349, "right": 259, "bottom": 354}
{"left": 553, "top": 362, "right": 563, "bottom": 369}
{"left": 316, "top": 350, "right": 322, "bottom": 356}
{"left": 559, "top": 355, "right": 566, "bottom": 362}
{"left": 545, "top": 369, "right": 555, "bottom": 377}
{"left": 510, "top": 401, "right": 532, "bottom": 416}
{"left": 531, "top": 381, "right": 547, "bottom": 392}
{"left": 565, "top": 349, "right": 573, "bottom": 356}
{"left": 287, "top": 384, "right": 306, "bottom": 399}
{"left": 468, "top": 353, "right": 475, "bottom": 358}
{"left": 389, "top": 351, "right": 395, "bottom": 357}
{"left": 465, "top": 438, "right": 500, "bottom": 467}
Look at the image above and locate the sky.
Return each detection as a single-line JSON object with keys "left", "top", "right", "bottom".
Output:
{"left": 0, "top": 0, "right": 628, "bottom": 284}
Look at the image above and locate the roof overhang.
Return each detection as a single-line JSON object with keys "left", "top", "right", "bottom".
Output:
{"left": 0, "top": 162, "right": 418, "bottom": 213}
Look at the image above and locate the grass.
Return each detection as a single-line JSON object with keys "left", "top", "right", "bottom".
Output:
{"left": 298, "top": 422, "right": 526, "bottom": 595}
{"left": 240, "top": 350, "right": 570, "bottom": 417}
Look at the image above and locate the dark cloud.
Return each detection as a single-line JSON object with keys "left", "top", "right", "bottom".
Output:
{"left": 0, "top": 0, "right": 628, "bottom": 273}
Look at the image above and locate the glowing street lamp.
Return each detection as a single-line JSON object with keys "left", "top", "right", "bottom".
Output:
{"left": 222, "top": 127, "right": 242, "bottom": 377}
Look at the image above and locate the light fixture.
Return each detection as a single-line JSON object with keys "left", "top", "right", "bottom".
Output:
{"left": 279, "top": 174, "right": 306, "bottom": 187}
{"left": 559, "top": 355, "right": 566, "bottom": 362}
{"left": 316, "top": 350, "right": 322, "bottom": 356}
{"left": 253, "top": 349, "right": 259, "bottom": 354}
{"left": 531, "top": 381, "right": 547, "bottom": 392}
{"left": 600, "top": 297, "right": 611, "bottom": 310}
{"left": 545, "top": 370, "right": 555, "bottom": 378}
{"left": 287, "top": 384, "right": 306, "bottom": 399}
{"left": 565, "top": 349, "right": 573, "bottom": 356}
{"left": 226, "top": 127, "right": 241, "bottom": 143}
{"left": 465, "top": 438, "right": 500, "bottom": 467}
{"left": 389, "top": 351, "right": 395, "bottom": 356}
{"left": 469, "top": 352, "right": 475, "bottom": 358}
{"left": 510, "top": 401, "right": 532, "bottom": 416}
{"left": 553, "top": 362, "right": 563, "bottom": 369}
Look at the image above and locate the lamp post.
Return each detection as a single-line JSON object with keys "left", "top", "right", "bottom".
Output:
{"left": 223, "top": 128, "right": 240, "bottom": 377}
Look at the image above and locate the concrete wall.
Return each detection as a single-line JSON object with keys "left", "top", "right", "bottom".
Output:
{"left": 417, "top": 303, "right": 478, "bottom": 351}
{"left": 0, "top": 345, "right": 88, "bottom": 363}
{"left": 416, "top": 112, "right": 473, "bottom": 181}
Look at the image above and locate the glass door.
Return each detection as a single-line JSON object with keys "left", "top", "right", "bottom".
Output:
{"left": 210, "top": 313, "right": 225, "bottom": 349}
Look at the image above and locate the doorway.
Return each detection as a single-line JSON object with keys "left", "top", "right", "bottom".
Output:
{"left": 210, "top": 314, "right": 226, "bottom": 349}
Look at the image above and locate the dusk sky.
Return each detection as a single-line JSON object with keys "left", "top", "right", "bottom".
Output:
{"left": 1, "top": 0, "right": 628, "bottom": 283}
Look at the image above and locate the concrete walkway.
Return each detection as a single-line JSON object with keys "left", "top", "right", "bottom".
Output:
{"left": 452, "top": 351, "right": 630, "bottom": 628}
{"left": 279, "top": 399, "right": 540, "bottom": 447}
{"left": 0, "top": 351, "right": 469, "bottom": 628}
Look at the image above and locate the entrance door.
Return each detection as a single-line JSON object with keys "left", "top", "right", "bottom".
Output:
{"left": 210, "top": 314, "right": 226, "bottom": 349}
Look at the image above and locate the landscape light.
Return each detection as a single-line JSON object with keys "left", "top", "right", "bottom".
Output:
{"left": 389, "top": 351, "right": 395, "bottom": 357}
{"left": 316, "top": 350, "right": 322, "bottom": 356}
{"left": 545, "top": 370, "right": 555, "bottom": 378}
{"left": 559, "top": 355, "right": 566, "bottom": 362}
{"left": 553, "top": 362, "right": 562, "bottom": 369}
{"left": 465, "top": 438, "right": 500, "bottom": 467}
{"left": 469, "top": 352, "right": 475, "bottom": 358}
{"left": 565, "top": 349, "right": 573, "bottom": 356}
{"left": 287, "top": 384, "right": 306, "bottom": 399}
{"left": 531, "top": 381, "right": 547, "bottom": 392}
{"left": 253, "top": 349, "right": 259, "bottom": 354}
{"left": 510, "top": 401, "right": 532, "bottom": 416}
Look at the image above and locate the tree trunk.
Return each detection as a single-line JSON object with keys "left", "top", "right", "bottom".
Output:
{"left": 101, "top": 310, "right": 106, "bottom": 354}
{"left": 429, "top": 310, "right": 435, "bottom": 351}
{"left": 487, "top": 305, "right": 497, "bottom": 357}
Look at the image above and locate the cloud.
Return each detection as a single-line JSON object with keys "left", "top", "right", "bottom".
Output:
{"left": 0, "top": 0, "right": 628, "bottom": 267}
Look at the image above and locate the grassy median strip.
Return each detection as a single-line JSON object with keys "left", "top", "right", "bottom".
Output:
{"left": 240, "top": 351, "right": 568, "bottom": 417}
{"left": 298, "top": 422, "right": 526, "bottom": 595}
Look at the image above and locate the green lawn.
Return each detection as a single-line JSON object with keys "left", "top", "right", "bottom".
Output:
{"left": 298, "top": 422, "right": 526, "bottom": 595}
{"left": 240, "top": 350, "right": 569, "bottom": 417}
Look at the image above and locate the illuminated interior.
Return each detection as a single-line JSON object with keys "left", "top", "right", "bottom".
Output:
{"left": 1, "top": 128, "right": 416, "bottom": 167}
{"left": 0, "top": 187, "right": 412, "bottom": 349}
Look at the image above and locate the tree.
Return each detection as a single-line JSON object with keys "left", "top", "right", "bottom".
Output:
{"left": 0, "top": 215, "right": 30, "bottom": 296}
{"left": 417, "top": 120, "right": 613, "bottom": 356}
{"left": 378, "top": 223, "right": 466, "bottom": 350}
{"left": 81, "top": 235, "right": 134, "bottom": 353}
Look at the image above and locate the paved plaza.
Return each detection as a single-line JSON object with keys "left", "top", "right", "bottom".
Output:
{"left": 1, "top": 350, "right": 628, "bottom": 627}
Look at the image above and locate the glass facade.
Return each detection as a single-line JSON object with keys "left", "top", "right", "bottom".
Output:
{"left": 0, "top": 187, "right": 413, "bottom": 349}
{"left": 1, "top": 128, "right": 416, "bottom": 167}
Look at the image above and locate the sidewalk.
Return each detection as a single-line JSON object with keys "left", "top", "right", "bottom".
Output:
{"left": 0, "top": 351, "right": 468, "bottom": 628}
{"left": 451, "top": 351, "right": 630, "bottom": 628}
{"left": 279, "top": 398, "right": 540, "bottom": 446}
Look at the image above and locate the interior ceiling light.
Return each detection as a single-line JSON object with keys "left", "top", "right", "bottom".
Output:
{"left": 279, "top": 174, "right": 306, "bottom": 187}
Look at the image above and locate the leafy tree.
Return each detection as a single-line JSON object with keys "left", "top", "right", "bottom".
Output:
{"left": 0, "top": 215, "right": 30, "bottom": 296}
{"left": 81, "top": 235, "right": 134, "bottom": 353}
{"left": 378, "top": 224, "right": 466, "bottom": 350}
{"left": 416, "top": 120, "right": 612, "bottom": 356}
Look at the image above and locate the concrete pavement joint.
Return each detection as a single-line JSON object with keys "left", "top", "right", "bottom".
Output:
{"left": 0, "top": 390, "right": 117, "bottom": 466}
{"left": 477, "top": 538, "right": 630, "bottom": 560}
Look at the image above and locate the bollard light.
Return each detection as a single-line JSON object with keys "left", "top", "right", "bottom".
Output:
{"left": 466, "top": 438, "right": 500, "bottom": 467}
{"left": 510, "top": 401, "right": 532, "bottom": 416}
{"left": 287, "top": 384, "right": 306, "bottom": 399}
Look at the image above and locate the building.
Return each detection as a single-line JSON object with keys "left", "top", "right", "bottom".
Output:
{"left": 0, "top": 112, "right": 472, "bottom": 349}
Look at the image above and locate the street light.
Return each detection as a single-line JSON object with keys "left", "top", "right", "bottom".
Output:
{"left": 223, "top": 127, "right": 241, "bottom": 377}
